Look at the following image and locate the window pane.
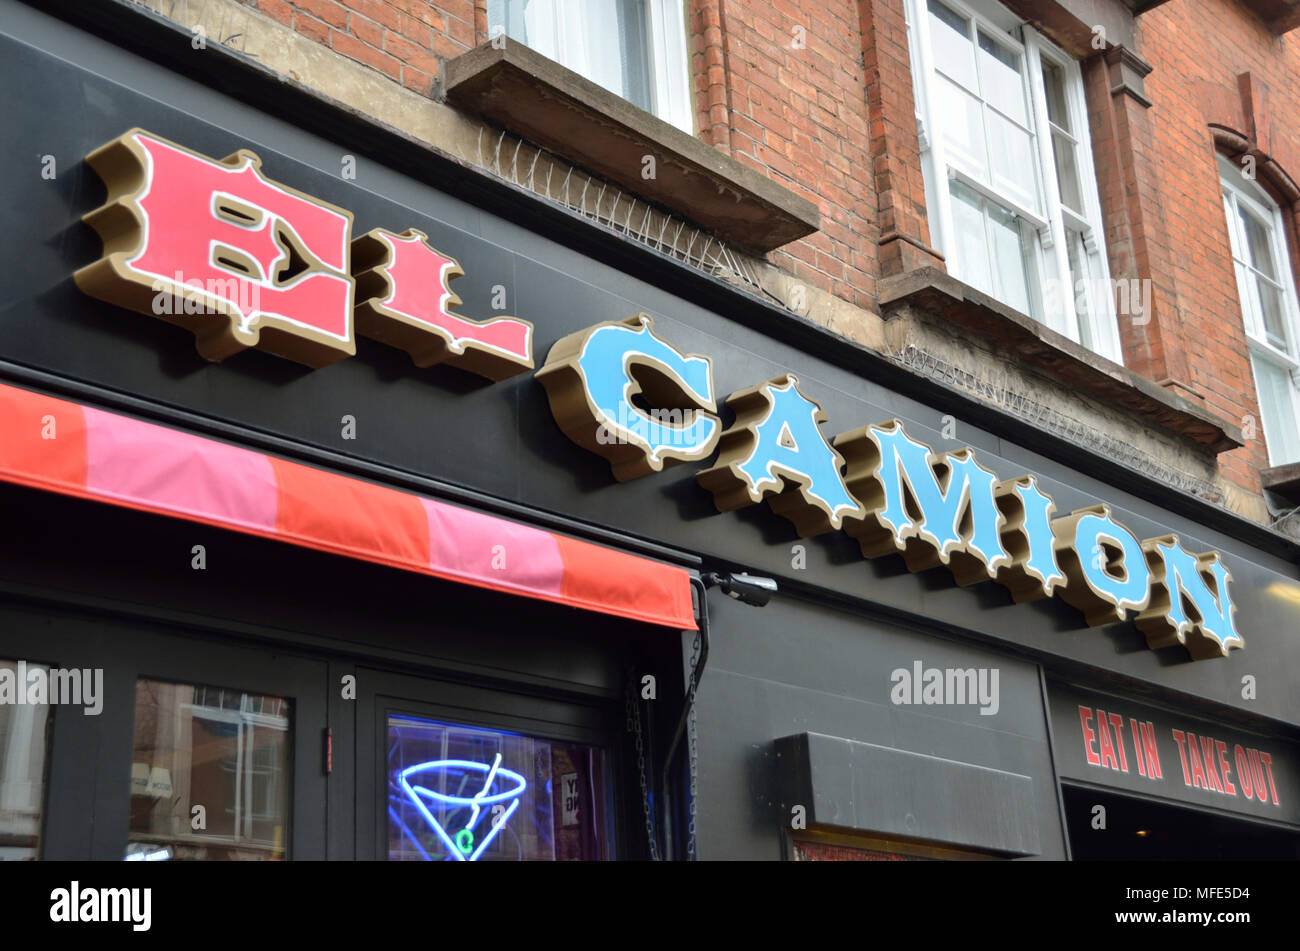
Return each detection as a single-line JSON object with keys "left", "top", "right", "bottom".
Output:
{"left": 127, "top": 679, "right": 291, "bottom": 861}
{"left": 497, "top": 0, "right": 653, "bottom": 115}
{"left": 988, "top": 201, "right": 1032, "bottom": 315}
{"left": 1252, "top": 355, "right": 1300, "bottom": 465}
{"left": 1231, "top": 258, "right": 1262, "bottom": 342}
{"left": 1253, "top": 275, "right": 1289, "bottom": 351}
{"left": 1234, "top": 206, "right": 1290, "bottom": 350}
{"left": 0, "top": 661, "right": 50, "bottom": 861}
{"left": 1238, "top": 205, "right": 1278, "bottom": 280}
{"left": 977, "top": 31, "right": 1026, "bottom": 125}
{"left": 615, "top": 0, "right": 651, "bottom": 113}
{"left": 987, "top": 112, "right": 1038, "bottom": 212}
{"left": 949, "top": 179, "right": 993, "bottom": 295}
{"left": 1052, "top": 131, "right": 1083, "bottom": 213}
{"left": 927, "top": 0, "right": 977, "bottom": 91}
{"left": 387, "top": 714, "right": 611, "bottom": 861}
{"left": 947, "top": 179, "right": 1034, "bottom": 317}
{"left": 1041, "top": 59, "right": 1070, "bottom": 131}
{"left": 935, "top": 76, "right": 987, "bottom": 178}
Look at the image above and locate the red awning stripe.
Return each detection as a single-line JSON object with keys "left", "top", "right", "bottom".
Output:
{"left": 0, "top": 382, "right": 695, "bottom": 630}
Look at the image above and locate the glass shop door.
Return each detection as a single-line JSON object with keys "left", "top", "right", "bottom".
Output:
{"left": 353, "top": 666, "right": 622, "bottom": 862}
{"left": 0, "top": 608, "right": 329, "bottom": 861}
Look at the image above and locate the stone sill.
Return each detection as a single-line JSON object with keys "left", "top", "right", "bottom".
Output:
{"left": 1240, "top": 0, "right": 1300, "bottom": 34}
{"left": 879, "top": 268, "right": 1245, "bottom": 455}
{"left": 443, "top": 41, "right": 821, "bottom": 253}
{"left": 1261, "top": 463, "right": 1300, "bottom": 502}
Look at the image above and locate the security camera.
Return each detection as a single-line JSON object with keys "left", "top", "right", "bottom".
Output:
{"left": 710, "top": 571, "right": 777, "bottom": 607}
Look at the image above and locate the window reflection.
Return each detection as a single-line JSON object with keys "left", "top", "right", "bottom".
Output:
{"left": 127, "top": 679, "right": 290, "bottom": 861}
{"left": 0, "top": 661, "right": 50, "bottom": 861}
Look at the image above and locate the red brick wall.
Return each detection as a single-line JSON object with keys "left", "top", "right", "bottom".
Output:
{"left": 1135, "top": 0, "right": 1300, "bottom": 491}
{"left": 692, "top": 0, "right": 733, "bottom": 153}
{"left": 858, "top": 0, "right": 943, "bottom": 277}
{"left": 245, "top": 0, "right": 476, "bottom": 96}
{"left": 691, "top": 0, "right": 881, "bottom": 310}
{"left": 235, "top": 0, "right": 1298, "bottom": 496}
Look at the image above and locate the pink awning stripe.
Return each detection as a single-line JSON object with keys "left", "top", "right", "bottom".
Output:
{"left": 423, "top": 497, "right": 566, "bottom": 599}
{"left": 83, "top": 407, "right": 279, "bottom": 534}
{"left": 0, "top": 381, "right": 695, "bottom": 630}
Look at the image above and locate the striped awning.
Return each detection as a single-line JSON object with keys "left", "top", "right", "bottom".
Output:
{"left": 0, "top": 382, "right": 695, "bottom": 630}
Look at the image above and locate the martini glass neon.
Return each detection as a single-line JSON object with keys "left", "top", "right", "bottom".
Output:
{"left": 396, "top": 753, "right": 528, "bottom": 861}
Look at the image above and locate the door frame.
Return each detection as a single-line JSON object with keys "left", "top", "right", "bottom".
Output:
{"left": 0, "top": 596, "right": 329, "bottom": 860}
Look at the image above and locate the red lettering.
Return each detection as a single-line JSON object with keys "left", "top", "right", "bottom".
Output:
{"left": 1199, "top": 735, "right": 1225, "bottom": 793}
{"left": 1079, "top": 706, "right": 1102, "bottom": 767}
{"left": 1186, "top": 732, "right": 1208, "bottom": 790}
{"left": 77, "top": 130, "right": 355, "bottom": 368}
{"left": 1108, "top": 713, "right": 1130, "bottom": 772}
{"left": 1130, "top": 719, "right": 1146, "bottom": 777}
{"left": 1096, "top": 708, "right": 1120, "bottom": 771}
{"left": 1234, "top": 744, "right": 1254, "bottom": 800}
{"left": 1249, "top": 749, "right": 1267, "bottom": 803}
{"left": 1140, "top": 721, "right": 1163, "bottom": 780}
{"left": 1260, "top": 752, "right": 1280, "bottom": 806}
{"left": 1216, "top": 740, "right": 1236, "bottom": 796}
{"left": 352, "top": 227, "right": 533, "bottom": 381}
{"left": 1171, "top": 729, "right": 1192, "bottom": 786}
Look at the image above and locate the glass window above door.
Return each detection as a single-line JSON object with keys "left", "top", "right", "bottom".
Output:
{"left": 127, "top": 679, "right": 291, "bottom": 861}
{"left": 387, "top": 714, "right": 611, "bottom": 861}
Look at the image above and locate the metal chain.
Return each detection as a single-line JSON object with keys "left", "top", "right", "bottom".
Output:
{"left": 625, "top": 677, "right": 660, "bottom": 861}
{"left": 686, "top": 632, "right": 701, "bottom": 861}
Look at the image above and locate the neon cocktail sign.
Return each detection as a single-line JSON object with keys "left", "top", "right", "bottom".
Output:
{"left": 75, "top": 130, "right": 1243, "bottom": 660}
{"left": 396, "top": 755, "right": 527, "bottom": 862}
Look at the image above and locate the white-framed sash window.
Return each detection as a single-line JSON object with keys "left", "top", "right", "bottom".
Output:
{"left": 904, "top": 0, "right": 1123, "bottom": 363}
{"left": 488, "top": 0, "right": 694, "bottom": 134}
{"left": 1219, "top": 154, "right": 1300, "bottom": 466}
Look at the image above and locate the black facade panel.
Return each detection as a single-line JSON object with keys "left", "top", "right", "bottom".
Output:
{"left": 775, "top": 732, "right": 1040, "bottom": 856}
{"left": 691, "top": 589, "right": 1066, "bottom": 859}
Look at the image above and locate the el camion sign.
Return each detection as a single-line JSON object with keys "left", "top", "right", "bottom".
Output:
{"left": 75, "top": 129, "right": 1244, "bottom": 660}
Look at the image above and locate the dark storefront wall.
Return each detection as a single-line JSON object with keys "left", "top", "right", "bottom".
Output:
{"left": 0, "top": 480, "right": 680, "bottom": 859}
{"left": 3, "top": 0, "right": 1300, "bottom": 862}
{"left": 4, "top": 1, "right": 1299, "bottom": 734}
{"left": 696, "top": 591, "right": 1066, "bottom": 859}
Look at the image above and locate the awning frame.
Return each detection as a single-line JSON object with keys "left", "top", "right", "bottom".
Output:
{"left": 0, "top": 380, "right": 697, "bottom": 631}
